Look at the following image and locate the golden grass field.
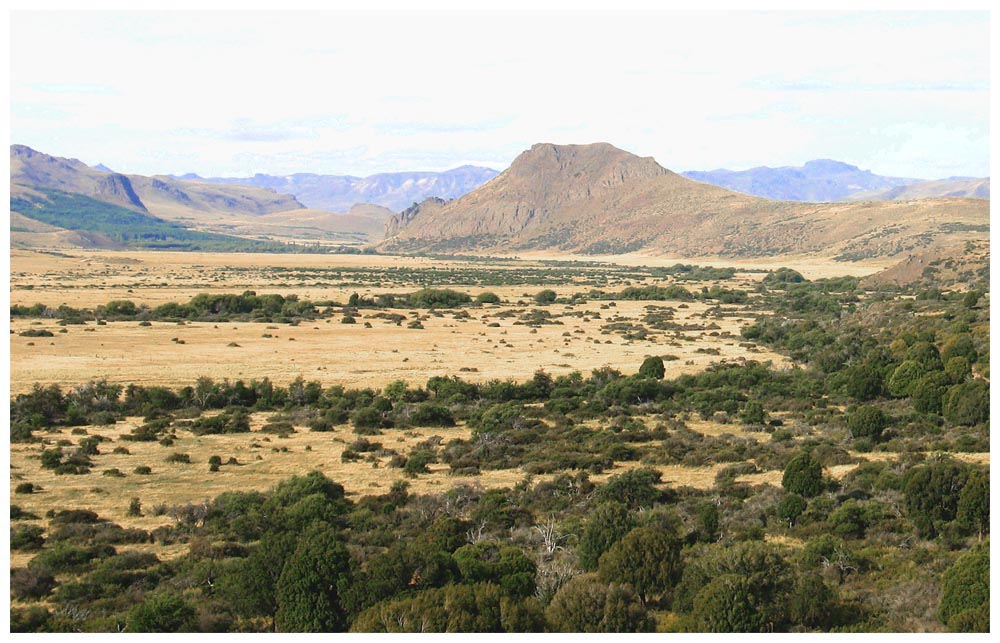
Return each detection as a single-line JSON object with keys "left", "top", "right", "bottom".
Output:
{"left": 8, "top": 248, "right": 918, "bottom": 564}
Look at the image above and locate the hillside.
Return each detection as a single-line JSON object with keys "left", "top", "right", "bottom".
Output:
{"left": 186, "top": 165, "right": 500, "bottom": 212}
{"left": 380, "top": 142, "right": 990, "bottom": 261}
{"left": 846, "top": 177, "right": 990, "bottom": 202}
{"left": 10, "top": 145, "right": 397, "bottom": 248}
{"left": 682, "top": 159, "right": 919, "bottom": 202}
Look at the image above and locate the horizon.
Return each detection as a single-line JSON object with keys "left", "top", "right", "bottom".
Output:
{"left": 11, "top": 141, "right": 990, "bottom": 182}
{"left": 11, "top": 11, "right": 989, "bottom": 180}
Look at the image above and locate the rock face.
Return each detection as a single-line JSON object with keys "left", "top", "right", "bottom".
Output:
{"left": 380, "top": 142, "right": 990, "bottom": 261}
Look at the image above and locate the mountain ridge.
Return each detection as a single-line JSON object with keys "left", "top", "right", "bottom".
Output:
{"left": 380, "top": 142, "right": 990, "bottom": 261}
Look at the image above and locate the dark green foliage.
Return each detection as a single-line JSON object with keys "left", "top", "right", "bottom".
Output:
{"left": 847, "top": 406, "right": 888, "bottom": 441}
{"left": 763, "top": 268, "right": 806, "bottom": 286}
{"left": 545, "top": 575, "right": 655, "bottom": 633}
{"left": 942, "top": 380, "right": 989, "bottom": 426}
{"left": 215, "top": 530, "right": 298, "bottom": 621}
{"left": 274, "top": 524, "right": 351, "bottom": 632}
{"left": 579, "top": 501, "right": 634, "bottom": 571}
{"left": 788, "top": 573, "right": 838, "bottom": 629}
{"left": 689, "top": 574, "right": 770, "bottom": 632}
{"left": 938, "top": 541, "right": 989, "bottom": 630}
{"left": 596, "top": 526, "right": 683, "bottom": 604}
{"left": 597, "top": 468, "right": 664, "bottom": 509}
{"left": 913, "top": 372, "right": 950, "bottom": 414}
{"left": 740, "top": 400, "right": 767, "bottom": 425}
{"left": 673, "top": 540, "right": 792, "bottom": 621}
{"left": 616, "top": 284, "right": 693, "bottom": 301}
{"left": 408, "top": 403, "right": 456, "bottom": 427}
{"left": 13, "top": 189, "right": 286, "bottom": 251}
{"left": 15, "top": 482, "right": 36, "bottom": 494}
{"left": 777, "top": 493, "right": 807, "bottom": 527}
{"left": 941, "top": 333, "right": 978, "bottom": 364}
{"left": 11, "top": 524, "right": 46, "bottom": 551}
{"left": 453, "top": 542, "right": 537, "bottom": 598}
{"left": 534, "top": 289, "right": 557, "bottom": 304}
{"left": 956, "top": 469, "right": 989, "bottom": 540}
{"left": 11, "top": 567, "right": 57, "bottom": 600}
{"left": 888, "top": 360, "right": 924, "bottom": 397}
{"left": 782, "top": 450, "right": 823, "bottom": 497}
{"left": 126, "top": 593, "right": 197, "bottom": 633}
{"left": 476, "top": 291, "right": 501, "bottom": 304}
{"left": 638, "top": 355, "right": 665, "bottom": 380}
{"left": 904, "top": 460, "right": 970, "bottom": 537}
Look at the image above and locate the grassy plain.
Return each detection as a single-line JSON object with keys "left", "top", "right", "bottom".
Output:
{"left": 9, "top": 247, "right": 921, "bottom": 565}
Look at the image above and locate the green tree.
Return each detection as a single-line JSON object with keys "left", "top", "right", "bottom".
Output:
{"left": 597, "top": 526, "right": 683, "bottom": 604}
{"left": 534, "top": 289, "right": 557, "bottom": 305}
{"left": 453, "top": 542, "right": 536, "bottom": 598}
{"left": 274, "top": 524, "right": 352, "bottom": 632}
{"left": 942, "top": 380, "right": 989, "bottom": 426}
{"left": 777, "top": 493, "right": 807, "bottom": 527}
{"left": 740, "top": 400, "right": 767, "bottom": 425}
{"left": 904, "top": 460, "right": 969, "bottom": 537}
{"left": 887, "top": 360, "right": 924, "bottom": 397}
{"left": 126, "top": 592, "right": 196, "bottom": 633}
{"left": 957, "top": 469, "right": 989, "bottom": 540}
{"left": 941, "top": 333, "right": 978, "bottom": 364}
{"left": 579, "top": 501, "right": 634, "bottom": 571}
{"left": 782, "top": 451, "right": 823, "bottom": 498}
{"left": 847, "top": 406, "right": 888, "bottom": 442}
{"left": 638, "top": 356, "right": 665, "bottom": 380}
{"left": 906, "top": 341, "right": 943, "bottom": 371}
{"left": 689, "top": 574, "right": 768, "bottom": 632}
{"left": 944, "top": 357, "right": 972, "bottom": 384}
{"left": 912, "top": 372, "right": 950, "bottom": 414}
{"left": 216, "top": 530, "right": 298, "bottom": 626}
{"left": 597, "top": 468, "right": 664, "bottom": 509}
{"left": 938, "top": 541, "right": 989, "bottom": 631}
{"left": 545, "top": 575, "right": 654, "bottom": 633}
{"left": 843, "top": 363, "right": 883, "bottom": 401}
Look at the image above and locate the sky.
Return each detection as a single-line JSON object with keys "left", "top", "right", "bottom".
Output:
{"left": 9, "top": 10, "right": 990, "bottom": 180}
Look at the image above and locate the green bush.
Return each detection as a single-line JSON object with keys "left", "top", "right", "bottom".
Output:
{"left": 782, "top": 451, "right": 823, "bottom": 497}
{"left": 938, "top": 541, "right": 989, "bottom": 630}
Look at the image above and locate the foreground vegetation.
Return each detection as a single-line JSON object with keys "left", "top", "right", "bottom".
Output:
{"left": 9, "top": 263, "right": 989, "bottom": 632}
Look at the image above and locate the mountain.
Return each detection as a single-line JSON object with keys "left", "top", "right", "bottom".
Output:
{"left": 188, "top": 165, "right": 500, "bottom": 212}
{"left": 380, "top": 142, "right": 990, "bottom": 261}
{"left": 682, "top": 159, "right": 920, "bottom": 202}
{"left": 10, "top": 145, "right": 389, "bottom": 249}
{"left": 846, "top": 177, "right": 990, "bottom": 202}
{"left": 11, "top": 145, "right": 303, "bottom": 218}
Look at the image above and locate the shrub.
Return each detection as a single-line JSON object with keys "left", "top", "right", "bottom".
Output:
{"left": 847, "top": 406, "right": 888, "bottom": 442}
{"left": 11, "top": 567, "right": 58, "bottom": 600}
{"left": 11, "top": 524, "right": 46, "bottom": 551}
{"left": 127, "top": 592, "right": 197, "bottom": 633}
{"left": 127, "top": 498, "right": 143, "bottom": 517}
{"left": 942, "top": 380, "right": 989, "bottom": 426}
{"left": 134, "top": 466, "right": 152, "bottom": 475}
{"left": 638, "top": 356, "right": 665, "bottom": 380}
{"left": 782, "top": 451, "right": 823, "bottom": 498}
{"left": 938, "top": 542, "right": 989, "bottom": 630}
{"left": 15, "top": 482, "right": 35, "bottom": 494}
{"left": 534, "top": 289, "right": 557, "bottom": 305}
{"left": 476, "top": 291, "right": 501, "bottom": 304}
{"left": 545, "top": 575, "right": 655, "bottom": 633}
{"left": 165, "top": 452, "right": 191, "bottom": 464}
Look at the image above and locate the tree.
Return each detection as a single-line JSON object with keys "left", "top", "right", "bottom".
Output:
{"left": 215, "top": 530, "right": 298, "bottom": 626}
{"left": 906, "top": 341, "right": 943, "bottom": 371}
{"left": 126, "top": 593, "right": 197, "bottom": 633}
{"left": 904, "top": 460, "right": 969, "bottom": 537}
{"left": 597, "top": 468, "right": 664, "bottom": 509}
{"left": 887, "top": 360, "right": 924, "bottom": 397}
{"left": 638, "top": 356, "right": 665, "bottom": 380}
{"left": 534, "top": 289, "right": 557, "bottom": 305}
{"left": 941, "top": 333, "right": 978, "bottom": 364}
{"left": 956, "top": 469, "right": 989, "bottom": 540}
{"left": 788, "top": 572, "right": 838, "bottom": 629}
{"left": 596, "top": 526, "right": 683, "bottom": 604}
{"left": 912, "top": 372, "right": 950, "bottom": 414}
{"left": 942, "top": 380, "right": 989, "bottom": 426}
{"left": 782, "top": 451, "right": 823, "bottom": 498}
{"left": 689, "top": 574, "right": 768, "bottom": 632}
{"left": 740, "top": 400, "right": 767, "bottom": 425}
{"left": 545, "top": 575, "right": 654, "bottom": 633}
{"left": 938, "top": 541, "right": 989, "bottom": 631}
{"left": 843, "top": 363, "right": 883, "bottom": 401}
{"left": 453, "top": 542, "right": 537, "bottom": 598}
{"left": 777, "top": 494, "right": 807, "bottom": 527}
{"left": 274, "top": 525, "right": 352, "bottom": 632}
{"left": 579, "top": 501, "right": 634, "bottom": 571}
{"left": 847, "top": 406, "right": 888, "bottom": 442}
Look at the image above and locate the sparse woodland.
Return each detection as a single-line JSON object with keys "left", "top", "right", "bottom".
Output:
{"left": 9, "top": 261, "right": 990, "bottom": 633}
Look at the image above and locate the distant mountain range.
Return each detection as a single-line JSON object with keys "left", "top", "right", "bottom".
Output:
{"left": 9, "top": 145, "right": 392, "bottom": 249}
{"left": 381, "top": 142, "right": 989, "bottom": 261}
{"left": 682, "top": 160, "right": 989, "bottom": 202}
{"left": 178, "top": 165, "right": 500, "bottom": 212}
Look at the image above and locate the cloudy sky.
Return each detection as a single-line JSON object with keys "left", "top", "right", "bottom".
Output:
{"left": 10, "top": 10, "right": 989, "bottom": 179}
